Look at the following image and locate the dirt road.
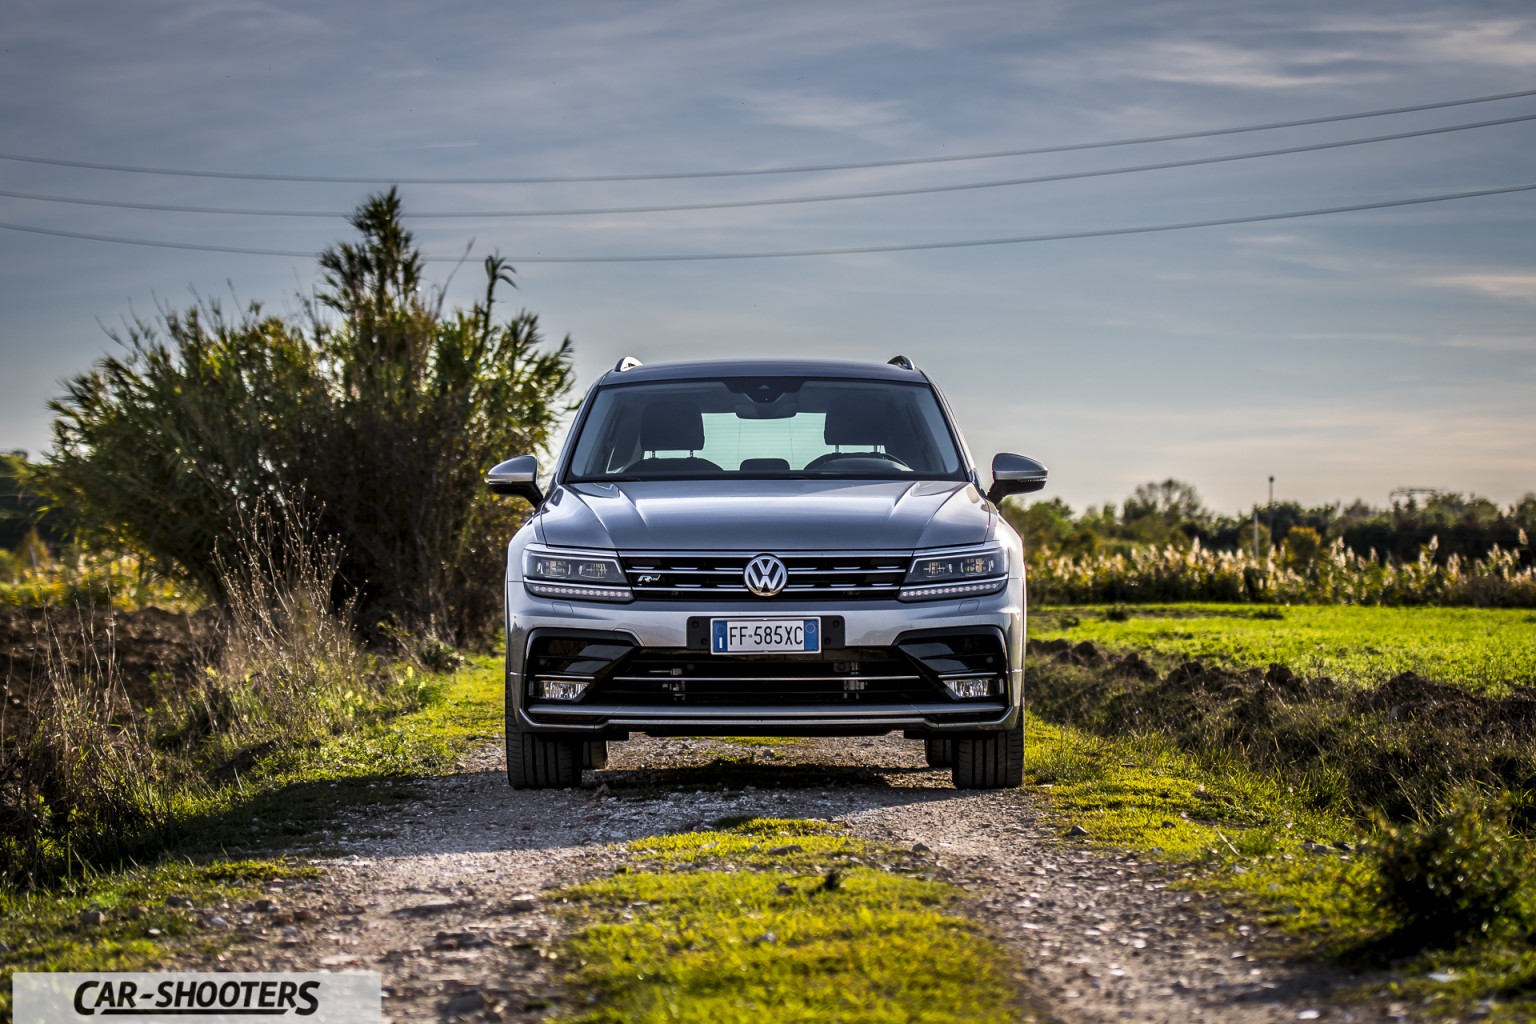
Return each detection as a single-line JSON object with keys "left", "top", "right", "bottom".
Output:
{"left": 206, "top": 734, "right": 1399, "bottom": 1023}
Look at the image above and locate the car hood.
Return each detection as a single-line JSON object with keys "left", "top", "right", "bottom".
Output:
{"left": 536, "top": 479, "right": 993, "bottom": 552}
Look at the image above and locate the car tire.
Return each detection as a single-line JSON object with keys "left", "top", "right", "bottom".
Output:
{"left": 581, "top": 739, "right": 609, "bottom": 771}
{"left": 924, "top": 738, "right": 954, "bottom": 768}
{"left": 507, "top": 727, "right": 582, "bottom": 789}
{"left": 952, "top": 721, "right": 1023, "bottom": 789}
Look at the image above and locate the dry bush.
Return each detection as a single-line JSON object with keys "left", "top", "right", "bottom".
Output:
{"left": 175, "top": 504, "right": 370, "bottom": 763}
{"left": 0, "top": 502, "right": 425, "bottom": 889}
{"left": 0, "top": 612, "right": 175, "bottom": 887}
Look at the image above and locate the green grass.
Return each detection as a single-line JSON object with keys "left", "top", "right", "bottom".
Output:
{"left": 0, "top": 859, "right": 318, "bottom": 1020}
{"left": 1026, "top": 715, "right": 1373, "bottom": 912}
{"left": 120, "top": 655, "right": 502, "bottom": 855}
{"left": 0, "top": 656, "right": 501, "bottom": 1020}
{"left": 1024, "top": 714, "right": 1536, "bottom": 1021}
{"left": 1031, "top": 603, "right": 1536, "bottom": 691}
{"left": 554, "top": 818, "right": 1034, "bottom": 1024}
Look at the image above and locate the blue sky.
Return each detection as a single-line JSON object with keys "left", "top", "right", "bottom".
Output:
{"left": 2, "top": 0, "right": 1532, "bottom": 515}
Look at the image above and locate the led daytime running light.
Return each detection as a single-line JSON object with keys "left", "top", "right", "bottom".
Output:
{"left": 898, "top": 577, "right": 1008, "bottom": 601}
{"left": 525, "top": 581, "right": 633, "bottom": 602}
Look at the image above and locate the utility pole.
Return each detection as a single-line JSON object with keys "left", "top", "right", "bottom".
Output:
{"left": 1267, "top": 475, "right": 1275, "bottom": 555}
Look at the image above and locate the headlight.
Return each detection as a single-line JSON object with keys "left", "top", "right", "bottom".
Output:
{"left": 900, "top": 544, "right": 1008, "bottom": 601}
{"left": 522, "top": 546, "right": 632, "bottom": 602}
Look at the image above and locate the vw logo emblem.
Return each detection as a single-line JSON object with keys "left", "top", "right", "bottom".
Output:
{"left": 743, "top": 554, "right": 788, "bottom": 597}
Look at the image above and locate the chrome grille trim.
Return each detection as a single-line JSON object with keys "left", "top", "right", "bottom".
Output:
{"left": 620, "top": 550, "right": 911, "bottom": 601}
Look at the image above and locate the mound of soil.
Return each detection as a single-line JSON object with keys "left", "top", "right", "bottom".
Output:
{"left": 1027, "top": 636, "right": 1536, "bottom": 827}
{"left": 1, "top": 605, "right": 218, "bottom": 720}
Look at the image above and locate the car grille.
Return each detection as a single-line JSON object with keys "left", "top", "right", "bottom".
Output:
{"left": 522, "top": 630, "right": 1010, "bottom": 714}
{"left": 619, "top": 551, "right": 908, "bottom": 601}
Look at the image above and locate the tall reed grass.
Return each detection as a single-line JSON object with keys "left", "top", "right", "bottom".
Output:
{"left": 0, "top": 506, "right": 433, "bottom": 889}
{"left": 1029, "top": 537, "right": 1536, "bottom": 608}
{"left": 0, "top": 611, "right": 175, "bottom": 884}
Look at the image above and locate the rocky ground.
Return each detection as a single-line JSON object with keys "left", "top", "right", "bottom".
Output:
{"left": 193, "top": 734, "right": 1413, "bottom": 1024}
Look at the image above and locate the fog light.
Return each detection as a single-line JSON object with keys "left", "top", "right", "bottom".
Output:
{"left": 533, "top": 678, "right": 591, "bottom": 701}
{"left": 943, "top": 677, "right": 998, "bottom": 699}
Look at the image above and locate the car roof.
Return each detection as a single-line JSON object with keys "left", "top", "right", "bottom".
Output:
{"left": 599, "top": 358, "right": 928, "bottom": 385}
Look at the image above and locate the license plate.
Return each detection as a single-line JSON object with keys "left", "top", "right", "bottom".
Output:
{"left": 711, "top": 617, "right": 821, "bottom": 654}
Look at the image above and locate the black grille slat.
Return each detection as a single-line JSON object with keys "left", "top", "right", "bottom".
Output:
{"left": 593, "top": 678, "right": 936, "bottom": 705}
{"left": 897, "top": 635, "right": 1008, "bottom": 679}
{"left": 527, "top": 637, "right": 636, "bottom": 678}
{"left": 586, "top": 649, "right": 945, "bottom": 706}
{"left": 621, "top": 551, "right": 910, "bottom": 601}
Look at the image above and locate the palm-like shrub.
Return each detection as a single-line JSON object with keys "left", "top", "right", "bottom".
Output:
{"left": 38, "top": 191, "right": 573, "bottom": 643}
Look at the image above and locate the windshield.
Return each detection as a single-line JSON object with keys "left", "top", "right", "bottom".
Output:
{"left": 566, "top": 377, "right": 967, "bottom": 482}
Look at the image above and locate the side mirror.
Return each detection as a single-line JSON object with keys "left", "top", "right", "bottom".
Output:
{"left": 987, "top": 453, "right": 1048, "bottom": 503}
{"left": 486, "top": 455, "right": 545, "bottom": 506}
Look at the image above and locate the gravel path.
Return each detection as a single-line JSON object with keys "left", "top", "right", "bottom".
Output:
{"left": 206, "top": 734, "right": 1407, "bottom": 1023}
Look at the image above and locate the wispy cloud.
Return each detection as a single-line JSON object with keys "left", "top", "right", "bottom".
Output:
{"left": 1443, "top": 334, "right": 1536, "bottom": 353}
{"left": 1088, "top": 40, "right": 1377, "bottom": 90}
{"left": 153, "top": 0, "right": 332, "bottom": 38}
{"left": 1007, "top": 5, "right": 1536, "bottom": 100}
{"left": 734, "top": 90, "right": 913, "bottom": 143}
{"left": 1006, "top": 393, "right": 1536, "bottom": 507}
{"left": 1321, "top": 15, "right": 1536, "bottom": 70}
{"left": 1423, "top": 273, "right": 1536, "bottom": 304}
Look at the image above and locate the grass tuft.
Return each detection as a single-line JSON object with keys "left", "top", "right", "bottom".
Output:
{"left": 1372, "top": 789, "right": 1531, "bottom": 949}
{"left": 555, "top": 819, "right": 1034, "bottom": 1024}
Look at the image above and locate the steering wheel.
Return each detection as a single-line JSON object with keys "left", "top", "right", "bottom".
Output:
{"left": 804, "top": 450, "right": 912, "bottom": 471}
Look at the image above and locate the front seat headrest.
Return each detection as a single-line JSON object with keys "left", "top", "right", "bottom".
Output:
{"left": 640, "top": 397, "right": 706, "bottom": 452}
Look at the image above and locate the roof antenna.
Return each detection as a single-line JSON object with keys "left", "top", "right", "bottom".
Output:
{"left": 614, "top": 356, "right": 643, "bottom": 372}
{"left": 887, "top": 355, "right": 915, "bottom": 370}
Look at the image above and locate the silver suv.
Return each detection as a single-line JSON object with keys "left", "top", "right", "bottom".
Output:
{"left": 487, "top": 357, "right": 1047, "bottom": 789}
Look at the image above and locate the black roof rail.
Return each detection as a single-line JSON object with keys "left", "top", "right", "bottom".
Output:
{"left": 887, "top": 354, "right": 915, "bottom": 370}
{"left": 614, "top": 356, "right": 643, "bottom": 372}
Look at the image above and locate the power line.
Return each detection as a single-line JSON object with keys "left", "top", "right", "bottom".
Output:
{"left": 0, "top": 225, "right": 315, "bottom": 258}
{"left": 2, "top": 182, "right": 1531, "bottom": 263}
{"left": 4, "top": 112, "right": 1534, "bottom": 220}
{"left": 2, "top": 88, "right": 1535, "bottom": 185}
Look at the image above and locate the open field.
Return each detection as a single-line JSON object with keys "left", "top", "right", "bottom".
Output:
{"left": 1025, "top": 604, "right": 1536, "bottom": 824}
{"left": 1030, "top": 603, "right": 1536, "bottom": 691}
{"left": 8, "top": 602, "right": 1536, "bottom": 1021}
{"left": 4, "top": 640, "right": 1531, "bottom": 1021}
{"left": 1022, "top": 601, "right": 1536, "bottom": 1017}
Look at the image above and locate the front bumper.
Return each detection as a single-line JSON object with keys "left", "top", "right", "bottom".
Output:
{"left": 504, "top": 582, "right": 1025, "bottom": 737}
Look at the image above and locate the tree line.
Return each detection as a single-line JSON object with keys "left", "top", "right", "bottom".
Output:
{"left": 1005, "top": 479, "right": 1535, "bottom": 567}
